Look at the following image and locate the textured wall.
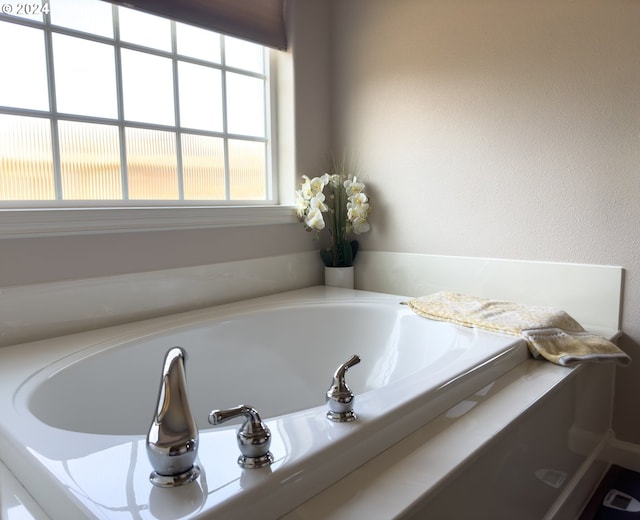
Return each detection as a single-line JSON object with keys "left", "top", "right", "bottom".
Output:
{"left": 331, "top": 0, "right": 640, "bottom": 442}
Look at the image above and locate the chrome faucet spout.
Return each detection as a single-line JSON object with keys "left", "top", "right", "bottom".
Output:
{"left": 332, "top": 354, "right": 361, "bottom": 385}
{"left": 146, "top": 347, "right": 200, "bottom": 487}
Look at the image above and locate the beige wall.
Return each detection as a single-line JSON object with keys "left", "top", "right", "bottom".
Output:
{"left": 330, "top": 0, "right": 640, "bottom": 442}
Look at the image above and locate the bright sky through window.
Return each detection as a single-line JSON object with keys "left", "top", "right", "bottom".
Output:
{"left": 0, "top": 0, "right": 273, "bottom": 203}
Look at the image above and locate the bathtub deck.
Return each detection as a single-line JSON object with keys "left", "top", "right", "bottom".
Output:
{"left": 283, "top": 360, "right": 613, "bottom": 519}
{"left": 0, "top": 287, "right": 616, "bottom": 520}
{"left": 0, "top": 359, "right": 613, "bottom": 520}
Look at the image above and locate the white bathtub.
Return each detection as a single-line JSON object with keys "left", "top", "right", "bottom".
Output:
{"left": 0, "top": 287, "right": 528, "bottom": 519}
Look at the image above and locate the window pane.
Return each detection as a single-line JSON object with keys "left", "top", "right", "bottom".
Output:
{"left": 228, "top": 139, "right": 265, "bottom": 200}
{"left": 0, "top": 114, "right": 55, "bottom": 200}
{"left": 59, "top": 121, "right": 121, "bottom": 199}
{"left": 50, "top": 0, "right": 113, "bottom": 38}
{"left": 181, "top": 134, "right": 225, "bottom": 200}
{"left": 125, "top": 128, "right": 178, "bottom": 199}
{"left": 178, "top": 62, "right": 222, "bottom": 132}
{"left": 121, "top": 50, "right": 174, "bottom": 126}
{"left": 53, "top": 34, "right": 117, "bottom": 118}
{"left": 0, "top": 11, "right": 272, "bottom": 205}
{"left": 176, "top": 22, "right": 220, "bottom": 63}
{"left": 225, "top": 36, "right": 264, "bottom": 74}
{"left": 0, "top": 23, "right": 49, "bottom": 111}
{"left": 118, "top": 6, "right": 171, "bottom": 51}
{"left": 226, "top": 73, "right": 265, "bottom": 137}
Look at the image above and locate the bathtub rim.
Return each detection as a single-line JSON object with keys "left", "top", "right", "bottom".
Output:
{"left": 16, "top": 294, "right": 524, "bottom": 438}
{"left": 0, "top": 286, "right": 530, "bottom": 520}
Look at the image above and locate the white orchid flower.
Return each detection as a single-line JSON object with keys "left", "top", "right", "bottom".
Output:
{"left": 295, "top": 165, "right": 370, "bottom": 265}
{"left": 309, "top": 175, "right": 328, "bottom": 197}
{"left": 305, "top": 207, "right": 325, "bottom": 230}
{"left": 294, "top": 190, "right": 309, "bottom": 219}
{"left": 347, "top": 205, "right": 368, "bottom": 222}
{"left": 309, "top": 192, "right": 328, "bottom": 212}
{"left": 347, "top": 194, "right": 369, "bottom": 221}
{"left": 329, "top": 174, "right": 341, "bottom": 187}
{"left": 351, "top": 217, "right": 370, "bottom": 234}
{"left": 347, "top": 192, "right": 368, "bottom": 208}
{"left": 344, "top": 176, "right": 365, "bottom": 196}
{"left": 300, "top": 175, "right": 314, "bottom": 199}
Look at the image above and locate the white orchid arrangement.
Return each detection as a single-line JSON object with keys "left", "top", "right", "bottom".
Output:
{"left": 295, "top": 164, "right": 371, "bottom": 267}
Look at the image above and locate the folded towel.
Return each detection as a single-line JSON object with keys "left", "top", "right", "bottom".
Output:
{"left": 408, "top": 291, "right": 631, "bottom": 367}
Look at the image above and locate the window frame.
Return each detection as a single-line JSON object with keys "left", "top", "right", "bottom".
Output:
{"left": 0, "top": 204, "right": 296, "bottom": 238}
{"left": 0, "top": 4, "right": 294, "bottom": 238}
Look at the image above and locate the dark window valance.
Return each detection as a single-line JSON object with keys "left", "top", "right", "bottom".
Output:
{"left": 105, "top": 0, "right": 287, "bottom": 50}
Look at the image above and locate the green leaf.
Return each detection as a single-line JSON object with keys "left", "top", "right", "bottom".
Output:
{"left": 320, "top": 240, "right": 360, "bottom": 267}
{"left": 350, "top": 240, "right": 359, "bottom": 261}
{"left": 320, "top": 248, "right": 333, "bottom": 267}
{"left": 337, "top": 238, "right": 353, "bottom": 267}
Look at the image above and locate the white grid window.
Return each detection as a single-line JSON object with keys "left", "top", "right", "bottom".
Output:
{"left": 0, "top": 0, "right": 275, "bottom": 204}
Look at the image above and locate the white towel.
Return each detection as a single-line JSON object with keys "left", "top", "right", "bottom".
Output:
{"left": 408, "top": 291, "right": 631, "bottom": 367}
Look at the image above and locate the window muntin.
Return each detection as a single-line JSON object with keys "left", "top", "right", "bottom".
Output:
{"left": 0, "top": 0, "right": 274, "bottom": 204}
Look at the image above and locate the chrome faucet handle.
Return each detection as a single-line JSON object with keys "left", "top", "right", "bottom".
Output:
{"left": 147, "top": 347, "right": 200, "bottom": 487}
{"left": 326, "top": 354, "right": 361, "bottom": 422}
{"left": 208, "top": 405, "right": 274, "bottom": 469}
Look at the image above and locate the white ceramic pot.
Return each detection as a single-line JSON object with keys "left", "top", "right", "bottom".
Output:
{"left": 324, "top": 266, "right": 355, "bottom": 289}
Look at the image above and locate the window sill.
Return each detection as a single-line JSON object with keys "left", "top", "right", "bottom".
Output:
{"left": 0, "top": 205, "right": 297, "bottom": 238}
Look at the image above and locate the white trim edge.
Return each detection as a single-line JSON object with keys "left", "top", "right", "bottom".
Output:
{"left": 0, "top": 205, "right": 297, "bottom": 238}
{"left": 605, "top": 437, "right": 640, "bottom": 473}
